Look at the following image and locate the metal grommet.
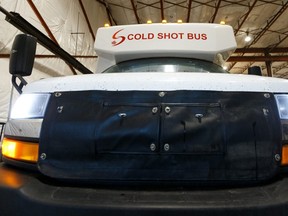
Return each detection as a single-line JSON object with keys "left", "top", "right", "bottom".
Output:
{"left": 263, "top": 108, "right": 269, "bottom": 116}
{"left": 57, "top": 106, "right": 64, "bottom": 113}
{"left": 164, "top": 143, "right": 170, "bottom": 151}
{"left": 150, "top": 143, "right": 156, "bottom": 152}
{"left": 275, "top": 154, "right": 281, "bottom": 162}
{"left": 40, "top": 153, "right": 46, "bottom": 160}
{"left": 118, "top": 113, "right": 127, "bottom": 118}
{"left": 165, "top": 106, "right": 171, "bottom": 114}
{"left": 152, "top": 107, "right": 158, "bottom": 114}
{"left": 264, "top": 93, "right": 270, "bottom": 98}
{"left": 195, "top": 113, "right": 204, "bottom": 123}
{"left": 159, "top": 92, "right": 165, "bottom": 97}
{"left": 55, "top": 92, "right": 62, "bottom": 97}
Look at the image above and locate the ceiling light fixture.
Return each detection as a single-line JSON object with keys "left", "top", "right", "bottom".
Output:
{"left": 245, "top": 32, "right": 252, "bottom": 42}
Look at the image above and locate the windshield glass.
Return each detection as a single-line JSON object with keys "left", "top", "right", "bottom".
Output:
{"left": 102, "top": 58, "right": 227, "bottom": 73}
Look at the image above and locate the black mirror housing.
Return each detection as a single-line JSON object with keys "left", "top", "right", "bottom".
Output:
{"left": 248, "top": 66, "right": 262, "bottom": 76}
{"left": 9, "top": 34, "right": 37, "bottom": 76}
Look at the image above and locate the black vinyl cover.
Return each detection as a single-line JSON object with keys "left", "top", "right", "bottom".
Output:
{"left": 39, "top": 90, "right": 282, "bottom": 183}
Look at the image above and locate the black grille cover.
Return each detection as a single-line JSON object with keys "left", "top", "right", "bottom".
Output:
{"left": 38, "top": 91, "right": 281, "bottom": 184}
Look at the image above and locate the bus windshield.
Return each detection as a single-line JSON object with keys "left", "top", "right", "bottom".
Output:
{"left": 102, "top": 58, "right": 228, "bottom": 73}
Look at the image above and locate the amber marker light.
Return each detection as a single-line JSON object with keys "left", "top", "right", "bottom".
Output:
{"left": 177, "top": 19, "right": 183, "bottom": 24}
{"left": 2, "top": 138, "right": 39, "bottom": 163}
{"left": 104, "top": 23, "right": 110, "bottom": 27}
{"left": 220, "top": 20, "right": 226, "bottom": 25}
{"left": 281, "top": 145, "right": 288, "bottom": 166}
{"left": 162, "top": 19, "right": 167, "bottom": 24}
{"left": 147, "top": 20, "right": 152, "bottom": 24}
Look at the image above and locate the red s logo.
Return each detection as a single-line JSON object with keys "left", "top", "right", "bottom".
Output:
{"left": 112, "top": 29, "right": 125, "bottom": 46}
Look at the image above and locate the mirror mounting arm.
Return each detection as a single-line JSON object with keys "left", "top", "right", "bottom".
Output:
{"left": 12, "top": 75, "right": 27, "bottom": 94}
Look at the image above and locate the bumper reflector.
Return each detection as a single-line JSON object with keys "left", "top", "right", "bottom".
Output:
{"left": 2, "top": 138, "right": 39, "bottom": 163}
{"left": 281, "top": 145, "right": 288, "bottom": 166}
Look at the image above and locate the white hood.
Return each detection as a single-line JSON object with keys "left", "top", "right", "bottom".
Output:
{"left": 23, "top": 72, "right": 288, "bottom": 94}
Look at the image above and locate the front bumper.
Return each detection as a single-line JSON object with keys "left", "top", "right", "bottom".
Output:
{"left": 1, "top": 163, "right": 288, "bottom": 216}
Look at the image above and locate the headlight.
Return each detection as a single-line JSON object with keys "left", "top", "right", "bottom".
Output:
{"left": 275, "top": 94, "right": 288, "bottom": 119}
{"left": 10, "top": 93, "right": 50, "bottom": 119}
{"left": 275, "top": 94, "right": 288, "bottom": 166}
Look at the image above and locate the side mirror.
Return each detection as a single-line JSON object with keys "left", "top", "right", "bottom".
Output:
{"left": 248, "top": 66, "right": 262, "bottom": 76}
{"left": 9, "top": 34, "right": 37, "bottom": 93}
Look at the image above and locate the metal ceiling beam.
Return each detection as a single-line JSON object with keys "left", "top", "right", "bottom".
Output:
{"left": 137, "top": 1, "right": 160, "bottom": 10}
{"left": 160, "top": 0, "right": 165, "bottom": 20}
{"left": 165, "top": 1, "right": 187, "bottom": 9}
{"left": 26, "top": 0, "right": 58, "bottom": 45}
{"left": 221, "top": 0, "right": 249, "bottom": 7}
{"left": 191, "top": 0, "right": 215, "bottom": 9}
{"left": 210, "top": 0, "right": 222, "bottom": 23}
{"left": 102, "top": 1, "right": 132, "bottom": 10}
{"left": 235, "top": 47, "right": 288, "bottom": 53}
{"left": 27, "top": 0, "right": 77, "bottom": 75}
{"left": 130, "top": 0, "right": 140, "bottom": 24}
{"left": 0, "top": 54, "right": 10, "bottom": 58}
{"left": 0, "top": 54, "right": 97, "bottom": 58}
{"left": 258, "top": 0, "right": 283, "bottom": 7}
{"left": 274, "top": 62, "right": 288, "bottom": 75}
{"left": 95, "top": 0, "right": 117, "bottom": 25}
{"left": 268, "top": 35, "right": 288, "bottom": 53}
{"left": 227, "top": 55, "right": 288, "bottom": 62}
{"left": 186, "top": 0, "right": 193, "bottom": 22}
{"left": 237, "top": 28, "right": 288, "bottom": 37}
{"left": 229, "top": 1, "right": 288, "bottom": 71}
{"left": 251, "top": 1, "right": 288, "bottom": 46}
{"left": 106, "top": 8, "right": 113, "bottom": 26}
{"left": 78, "top": 0, "right": 95, "bottom": 41}
{"left": 234, "top": 0, "right": 258, "bottom": 36}
{"left": 265, "top": 53, "right": 272, "bottom": 77}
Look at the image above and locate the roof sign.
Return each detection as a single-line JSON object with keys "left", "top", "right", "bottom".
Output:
{"left": 95, "top": 23, "right": 237, "bottom": 73}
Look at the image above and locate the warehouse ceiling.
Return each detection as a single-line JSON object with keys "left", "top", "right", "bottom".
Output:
{"left": 0, "top": 0, "right": 288, "bottom": 77}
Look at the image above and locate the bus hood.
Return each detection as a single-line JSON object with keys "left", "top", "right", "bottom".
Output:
{"left": 23, "top": 72, "right": 288, "bottom": 93}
